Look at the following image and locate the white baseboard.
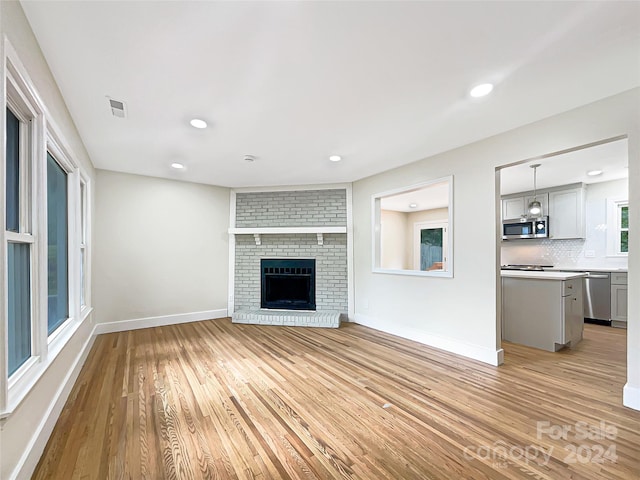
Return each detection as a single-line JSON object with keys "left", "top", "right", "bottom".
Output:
{"left": 623, "top": 383, "right": 640, "bottom": 411}
{"left": 12, "top": 325, "right": 97, "bottom": 480}
{"left": 94, "top": 309, "right": 228, "bottom": 335}
{"left": 354, "top": 314, "right": 504, "bottom": 366}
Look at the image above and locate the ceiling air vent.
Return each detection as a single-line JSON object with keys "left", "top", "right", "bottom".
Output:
{"left": 108, "top": 98, "right": 127, "bottom": 118}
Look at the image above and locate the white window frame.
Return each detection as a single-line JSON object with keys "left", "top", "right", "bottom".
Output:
{"left": 2, "top": 46, "right": 46, "bottom": 411}
{"left": 371, "top": 176, "right": 454, "bottom": 278}
{"left": 606, "top": 197, "right": 629, "bottom": 257}
{"left": 1, "top": 39, "right": 92, "bottom": 418}
{"left": 45, "top": 133, "right": 79, "bottom": 345}
{"left": 79, "top": 174, "right": 91, "bottom": 314}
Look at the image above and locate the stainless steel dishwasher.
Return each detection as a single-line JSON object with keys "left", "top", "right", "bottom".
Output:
{"left": 583, "top": 272, "right": 611, "bottom": 324}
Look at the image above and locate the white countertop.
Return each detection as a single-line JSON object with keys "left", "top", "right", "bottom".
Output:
{"left": 501, "top": 271, "right": 588, "bottom": 280}
{"left": 546, "top": 266, "right": 627, "bottom": 273}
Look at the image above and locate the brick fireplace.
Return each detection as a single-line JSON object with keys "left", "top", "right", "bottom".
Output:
{"left": 229, "top": 188, "right": 349, "bottom": 328}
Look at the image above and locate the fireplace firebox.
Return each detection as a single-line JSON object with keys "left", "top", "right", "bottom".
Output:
{"left": 261, "top": 259, "right": 316, "bottom": 310}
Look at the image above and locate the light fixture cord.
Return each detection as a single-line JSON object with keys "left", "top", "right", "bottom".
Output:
{"left": 533, "top": 166, "right": 537, "bottom": 200}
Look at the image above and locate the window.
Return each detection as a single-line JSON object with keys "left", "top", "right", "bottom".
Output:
{"left": 618, "top": 203, "right": 629, "bottom": 254}
{"left": 372, "top": 176, "right": 454, "bottom": 277}
{"left": 414, "top": 222, "right": 448, "bottom": 271}
{"left": 5, "top": 104, "right": 34, "bottom": 377}
{"left": 47, "top": 152, "right": 69, "bottom": 334}
{"left": 2, "top": 41, "right": 92, "bottom": 415}
{"left": 607, "top": 198, "right": 629, "bottom": 257}
{"left": 6, "top": 106, "right": 34, "bottom": 375}
{"left": 6, "top": 109, "right": 20, "bottom": 232}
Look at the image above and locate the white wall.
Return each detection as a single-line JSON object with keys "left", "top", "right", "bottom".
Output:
{"left": 501, "top": 178, "right": 629, "bottom": 269}
{"left": 352, "top": 89, "right": 639, "bottom": 410}
{"left": 94, "top": 170, "right": 230, "bottom": 324}
{"left": 0, "top": 2, "right": 97, "bottom": 478}
{"left": 381, "top": 209, "right": 408, "bottom": 269}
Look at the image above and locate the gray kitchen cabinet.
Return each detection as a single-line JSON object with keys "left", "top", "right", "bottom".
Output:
{"left": 548, "top": 186, "right": 585, "bottom": 239}
{"left": 502, "top": 197, "right": 526, "bottom": 220}
{"left": 611, "top": 272, "right": 628, "bottom": 327}
{"left": 501, "top": 193, "right": 548, "bottom": 220}
{"left": 502, "top": 273, "right": 584, "bottom": 352}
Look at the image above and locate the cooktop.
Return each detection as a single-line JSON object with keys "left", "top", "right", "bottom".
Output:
{"left": 501, "top": 264, "right": 554, "bottom": 271}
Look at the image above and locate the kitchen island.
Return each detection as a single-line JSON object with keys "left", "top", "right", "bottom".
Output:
{"left": 501, "top": 270, "right": 587, "bottom": 352}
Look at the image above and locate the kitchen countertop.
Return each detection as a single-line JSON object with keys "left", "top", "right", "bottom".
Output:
{"left": 501, "top": 271, "right": 588, "bottom": 280}
{"left": 545, "top": 266, "right": 627, "bottom": 273}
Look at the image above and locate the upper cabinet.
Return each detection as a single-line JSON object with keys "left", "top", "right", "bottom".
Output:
{"left": 548, "top": 186, "right": 585, "bottom": 239}
{"left": 502, "top": 197, "right": 525, "bottom": 219}
{"left": 501, "top": 184, "right": 585, "bottom": 239}
{"left": 501, "top": 193, "right": 549, "bottom": 220}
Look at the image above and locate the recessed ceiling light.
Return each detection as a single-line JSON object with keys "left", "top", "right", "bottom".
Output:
{"left": 244, "top": 155, "right": 256, "bottom": 162}
{"left": 171, "top": 162, "right": 185, "bottom": 169}
{"left": 189, "top": 118, "right": 207, "bottom": 129}
{"left": 587, "top": 170, "right": 603, "bottom": 176}
{"left": 409, "top": 203, "right": 418, "bottom": 209}
{"left": 329, "top": 155, "right": 342, "bottom": 162}
{"left": 470, "top": 83, "right": 494, "bottom": 98}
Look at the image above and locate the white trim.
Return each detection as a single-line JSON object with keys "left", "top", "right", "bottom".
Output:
{"left": 4, "top": 231, "right": 34, "bottom": 243}
{"left": 229, "top": 226, "right": 347, "bottom": 235}
{"left": 354, "top": 313, "right": 504, "bottom": 366}
{"left": 345, "top": 184, "right": 355, "bottom": 320}
{"left": 93, "top": 309, "right": 228, "bottom": 335}
{"left": 8, "top": 325, "right": 97, "bottom": 480}
{"left": 228, "top": 190, "right": 236, "bottom": 314}
{"left": 623, "top": 383, "right": 640, "bottom": 411}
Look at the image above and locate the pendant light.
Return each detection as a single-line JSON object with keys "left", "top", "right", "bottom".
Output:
{"left": 528, "top": 164, "right": 542, "bottom": 217}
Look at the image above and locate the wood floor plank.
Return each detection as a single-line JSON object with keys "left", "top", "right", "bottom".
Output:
{"left": 33, "top": 320, "right": 640, "bottom": 479}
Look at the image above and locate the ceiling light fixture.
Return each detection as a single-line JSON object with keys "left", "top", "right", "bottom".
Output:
{"left": 329, "top": 155, "right": 342, "bottom": 162}
{"left": 171, "top": 162, "right": 185, "bottom": 169}
{"left": 244, "top": 155, "right": 256, "bottom": 162}
{"left": 587, "top": 169, "right": 603, "bottom": 176}
{"left": 527, "top": 164, "right": 542, "bottom": 217}
{"left": 470, "top": 83, "right": 494, "bottom": 98}
{"left": 189, "top": 118, "right": 207, "bottom": 129}
{"left": 409, "top": 203, "right": 418, "bottom": 209}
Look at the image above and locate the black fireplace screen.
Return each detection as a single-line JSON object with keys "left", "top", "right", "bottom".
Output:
{"left": 261, "top": 259, "right": 316, "bottom": 310}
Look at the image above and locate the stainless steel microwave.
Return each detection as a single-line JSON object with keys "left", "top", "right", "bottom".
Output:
{"left": 502, "top": 216, "right": 549, "bottom": 240}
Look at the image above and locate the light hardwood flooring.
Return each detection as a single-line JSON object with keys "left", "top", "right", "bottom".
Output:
{"left": 33, "top": 320, "right": 640, "bottom": 479}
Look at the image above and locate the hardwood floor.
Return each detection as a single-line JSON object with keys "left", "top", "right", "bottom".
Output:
{"left": 33, "top": 320, "right": 639, "bottom": 479}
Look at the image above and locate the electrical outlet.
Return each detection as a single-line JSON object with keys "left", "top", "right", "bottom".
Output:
{"left": 584, "top": 250, "right": 596, "bottom": 258}
{"left": 363, "top": 299, "right": 369, "bottom": 310}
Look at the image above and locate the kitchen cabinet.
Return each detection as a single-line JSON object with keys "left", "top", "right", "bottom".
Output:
{"left": 502, "top": 271, "right": 585, "bottom": 352}
{"left": 611, "top": 272, "right": 628, "bottom": 327}
{"left": 548, "top": 186, "right": 585, "bottom": 239}
{"left": 501, "top": 193, "right": 548, "bottom": 220}
{"left": 502, "top": 197, "right": 525, "bottom": 220}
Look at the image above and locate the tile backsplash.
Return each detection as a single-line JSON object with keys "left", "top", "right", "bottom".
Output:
{"left": 501, "top": 238, "right": 627, "bottom": 269}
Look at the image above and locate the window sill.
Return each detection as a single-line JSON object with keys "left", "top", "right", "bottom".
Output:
{"left": 0, "top": 307, "right": 93, "bottom": 420}
{"left": 372, "top": 267, "right": 453, "bottom": 278}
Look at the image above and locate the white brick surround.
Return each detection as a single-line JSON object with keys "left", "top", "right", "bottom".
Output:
{"left": 235, "top": 189, "right": 347, "bottom": 227}
{"left": 232, "top": 309, "right": 340, "bottom": 328}
{"left": 230, "top": 188, "right": 350, "bottom": 327}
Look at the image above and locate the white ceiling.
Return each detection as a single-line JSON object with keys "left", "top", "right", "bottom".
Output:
{"left": 381, "top": 181, "right": 449, "bottom": 212}
{"left": 20, "top": 1, "right": 640, "bottom": 188}
{"left": 500, "top": 138, "right": 628, "bottom": 195}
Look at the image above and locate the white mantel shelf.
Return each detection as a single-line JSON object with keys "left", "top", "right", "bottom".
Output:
{"left": 228, "top": 226, "right": 347, "bottom": 246}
